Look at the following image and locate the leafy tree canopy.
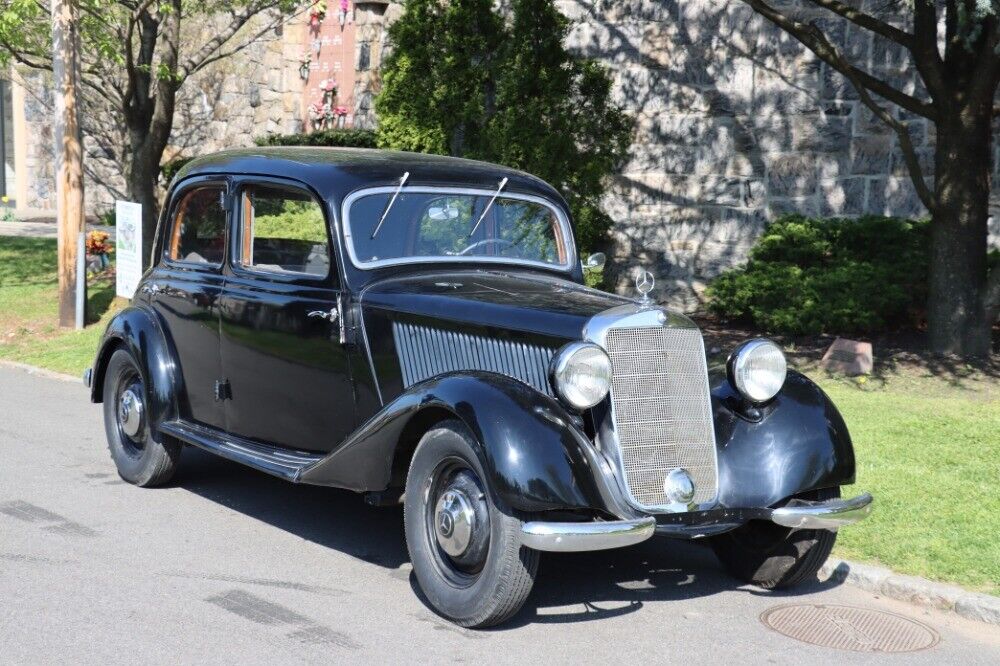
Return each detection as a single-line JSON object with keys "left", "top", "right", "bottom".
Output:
{"left": 375, "top": 0, "right": 632, "bottom": 254}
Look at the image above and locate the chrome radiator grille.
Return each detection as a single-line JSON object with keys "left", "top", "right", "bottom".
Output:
{"left": 392, "top": 321, "right": 555, "bottom": 396}
{"left": 604, "top": 326, "right": 718, "bottom": 507}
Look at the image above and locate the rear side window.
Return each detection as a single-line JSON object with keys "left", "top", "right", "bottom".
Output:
{"left": 238, "top": 184, "right": 330, "bottom": 277}
{"left": 167, "top": 186, "right": 226, "bottom": 265}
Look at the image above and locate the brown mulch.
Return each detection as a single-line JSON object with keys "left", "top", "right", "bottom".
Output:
{"left": 692, "top": 313, "right": 1000, "bottom": 382}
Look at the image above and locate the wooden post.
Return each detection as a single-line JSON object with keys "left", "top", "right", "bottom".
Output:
{"left": 52, "top": 0, "right": 85, "bottom": 328}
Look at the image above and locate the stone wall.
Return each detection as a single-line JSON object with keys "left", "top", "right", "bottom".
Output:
{"left": 555, "top": 0, "right": 999, "bottom": 308}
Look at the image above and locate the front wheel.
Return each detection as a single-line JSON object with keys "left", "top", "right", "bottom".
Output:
{"left": 404, "top": 420, "right": 538, "bottom": 628}
{"left": 710, "top": 487, "right": 839, "bottom": 589}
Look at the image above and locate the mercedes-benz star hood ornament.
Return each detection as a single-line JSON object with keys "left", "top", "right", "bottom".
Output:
{"left": 635, "top": 269, "right": 655, "bottom": 304}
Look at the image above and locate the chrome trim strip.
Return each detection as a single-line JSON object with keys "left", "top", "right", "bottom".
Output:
{"left": 584, "top": 303, "right": 721, "bottom": 514}
{"left": 771, "top": 492, "right": 873, "bottom": 530}
{"left": 340, "top": 186, "right": 577, "bottom": 272}
{"left": 520, "top": 517, "right": 656, "bottom": 552}
{"left": 358, "top": 305, "right": 384, "bottom": 406}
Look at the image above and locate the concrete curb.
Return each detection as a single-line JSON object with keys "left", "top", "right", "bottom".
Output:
{"left": 820, "top": 557, "right": 1000, "bottom": 625}
{"left": 0, "top": 360, "right": 80, "bottom": 383}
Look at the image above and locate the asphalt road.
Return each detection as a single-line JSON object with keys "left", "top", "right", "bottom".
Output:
{"left": 1, "top": 364, "right": 997, "bottom": 664}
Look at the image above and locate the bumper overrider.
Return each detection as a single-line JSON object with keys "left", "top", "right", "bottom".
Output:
{"left": 520, "top": 492, "right": 873, "bottom": 553}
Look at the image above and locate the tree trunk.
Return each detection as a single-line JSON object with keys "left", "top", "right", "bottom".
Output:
{"left": 125, "top": 144, "right": 161, "bottom": 266}
{"left": 927, "top": 105, "right": 993, "bottom": 358}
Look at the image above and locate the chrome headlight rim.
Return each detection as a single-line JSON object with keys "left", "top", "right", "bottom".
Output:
{"left": 549, "top": 341, "right": 612, "bottom": 410}
{"left": 727, "top": 338, "right": 787, "bottom": 404}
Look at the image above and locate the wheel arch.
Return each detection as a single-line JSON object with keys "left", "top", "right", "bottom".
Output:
{"left": 90, "top": 304, "right": 182, "bottom": 432}
{"left": 298, "top": 372, "right": 616, "bottom": 517}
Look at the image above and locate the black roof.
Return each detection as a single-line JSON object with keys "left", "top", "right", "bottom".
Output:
{"left": 175, "top": 147, "right": 568, "bottom": 210}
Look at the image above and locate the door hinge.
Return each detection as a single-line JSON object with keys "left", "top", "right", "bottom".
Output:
{"left": 214, "top": 379, "right": 232, "bottom": 401}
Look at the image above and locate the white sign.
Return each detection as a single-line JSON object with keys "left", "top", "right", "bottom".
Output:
{"left": 115, "top": 201, "right": 143, "bottom": 299}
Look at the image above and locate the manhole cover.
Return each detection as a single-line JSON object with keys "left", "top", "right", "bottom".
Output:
{"left": 761, "top": 604, "right": 939, "bottom": 653}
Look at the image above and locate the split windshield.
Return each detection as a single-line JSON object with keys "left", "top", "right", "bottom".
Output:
{"left": 344, "top": 189, "right": 572, "bottom": 269}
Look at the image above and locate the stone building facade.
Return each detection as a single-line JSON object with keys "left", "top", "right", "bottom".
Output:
{"left": 2, "top": 1, "right": 997, "bottom": 308}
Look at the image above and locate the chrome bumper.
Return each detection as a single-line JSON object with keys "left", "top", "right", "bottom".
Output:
{"left": 770, "top": 492, "right": 873, "bottom": 530}
{"left": 520, "top": 517, "right": 656, "bottom": 552}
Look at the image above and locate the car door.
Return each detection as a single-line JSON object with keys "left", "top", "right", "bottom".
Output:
{"left": 148, "top": 178, "right": 229, "bottom": 431}
{"left": 218, "top": 177, "right": 355, "bottom": 453}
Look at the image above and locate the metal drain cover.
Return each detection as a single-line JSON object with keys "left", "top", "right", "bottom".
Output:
{"left": 761, "top": 604, "right": 939, "bottom": 653}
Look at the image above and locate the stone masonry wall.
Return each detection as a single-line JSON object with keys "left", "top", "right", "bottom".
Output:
{"left": 556, "top": 0, "right": 1000, "bottom": 308}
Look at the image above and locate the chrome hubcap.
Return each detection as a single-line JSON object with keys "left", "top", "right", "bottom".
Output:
{"left": 434, "top": 488, "right": 476, "bottom": 557}
{"left": 118, "top": 388, "right": 144, "bottom": 439}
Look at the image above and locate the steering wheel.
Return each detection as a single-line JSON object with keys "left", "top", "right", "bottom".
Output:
{"left": 458, "top": 238, "right": 516, "bottom": 256}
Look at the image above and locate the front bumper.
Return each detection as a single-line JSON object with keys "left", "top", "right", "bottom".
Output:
{"left": 519, "top": 492, "right": 873, "bottom": 552}
{"left": 770, "top": 492, "right": 873, "bottom": 529}
{"left": 520, "top": 517, "right": 656, "bottom": 552}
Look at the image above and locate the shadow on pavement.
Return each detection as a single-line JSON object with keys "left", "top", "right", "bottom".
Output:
{"left": 175, "top": 447, "right": 843, "bottom": 627}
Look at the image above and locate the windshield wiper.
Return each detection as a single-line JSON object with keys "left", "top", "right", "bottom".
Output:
{"left": 468, "top": 177, "right": 508, "bottom": 238}
{"left": 371, "top": 171, "right": 410, "bottom": 239}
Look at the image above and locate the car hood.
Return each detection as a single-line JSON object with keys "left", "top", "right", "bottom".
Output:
{"left": 360, "top": 269, "right": 635, "bottom": 341}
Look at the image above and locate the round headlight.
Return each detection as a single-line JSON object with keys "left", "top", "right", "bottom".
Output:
{"left": 550, "top": 342, "right": 612, "bottom": 410}
{"left": 728, "top": 339, "right": 787, "bottom": 404}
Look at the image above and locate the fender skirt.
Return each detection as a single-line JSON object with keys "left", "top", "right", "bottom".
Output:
{"left": 298, "top": 372, "right": 616, "bottom": 516}
{"left": 88, "top": 304, "right": 181, "bottom": 433}
{"left": 710, "top": 369, "right": 857, "bottom": 509}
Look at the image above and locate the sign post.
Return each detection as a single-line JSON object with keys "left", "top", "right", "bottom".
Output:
{"left": 115, "top": 201, "right": 144, "bottom": 299}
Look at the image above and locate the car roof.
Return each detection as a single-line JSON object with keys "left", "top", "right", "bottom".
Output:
{"left": 175, "top": 147, "right": 569, "bottom": 209}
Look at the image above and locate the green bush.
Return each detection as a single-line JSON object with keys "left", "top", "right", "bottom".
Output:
{"left": 254, "top": 128, "right": 378, "bottom": 148}
{"left": 374, "top": 0, "right": 631, "bottom": 256}
{"left": 707, "top": 215, "right": 930, "bottom": 335}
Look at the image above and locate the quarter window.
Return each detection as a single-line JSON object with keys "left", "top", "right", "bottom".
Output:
{"left": 167, "top": 186, "right": 227, "bottom": 265}
{"left": 238, "top": 184, "right": 330, "bottom": 277}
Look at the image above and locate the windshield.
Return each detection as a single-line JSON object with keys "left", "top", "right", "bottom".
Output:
{"left": 344, "top": 188, "right": 573, "bottom": 269}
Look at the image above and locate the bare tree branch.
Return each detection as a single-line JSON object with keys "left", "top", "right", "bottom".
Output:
{"left": 911, "top": 0, "right": 947, "bottom": 100}
{"left": 186, "top": 11, "right": 287, "bottom": 76}
{"left": 177, "top": 2, "right": 282, "bottom": 80}
{"left": 805, "top": 0, "right": 914, "bottom": 47}
{"left": 740, "top": 0, "right": 937, "bottom": 120}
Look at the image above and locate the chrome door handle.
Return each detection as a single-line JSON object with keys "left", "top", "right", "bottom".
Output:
{"left": 308, "top": 308, "right": 339, "bottom": 323}
{"left": 140, "top": 283, "right": 161, "bottom": 295}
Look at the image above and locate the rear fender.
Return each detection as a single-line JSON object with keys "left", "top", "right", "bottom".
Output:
{"left": 90, "top": 304, "right": 181, "bottom": 432}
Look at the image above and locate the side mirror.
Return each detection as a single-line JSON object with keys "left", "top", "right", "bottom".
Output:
{"left": 584, "top": 252, "right": 606, "bottom": 271}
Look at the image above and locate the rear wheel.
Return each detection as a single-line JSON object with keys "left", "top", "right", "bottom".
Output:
{"left": 404, "top": 420, "right": 537, "bottom": 628}
{"left": 102, "top": 349, "right": 181, "bottom": 487}
{"left": 710, "top": 487, "right": 839, "bottom": 589}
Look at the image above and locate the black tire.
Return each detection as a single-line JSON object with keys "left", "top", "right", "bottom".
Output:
{"left": 102, "top": 349, "right": 181, "bottom": 487}
{"left": 710, "top": 487, "right": 840, "bottom": 589}
{"left": 404, "top": 420, "right": 538, "bottom": 628}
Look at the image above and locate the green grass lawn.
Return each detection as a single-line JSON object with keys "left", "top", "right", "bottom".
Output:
{"left": 821, "top": 373, "right": 999, "bottom": 595}
{"left": 0, "top": 237, "right": 123, "bottom": 375}
{"left": 1, "top": 235, "right": 997, "bottom": 594}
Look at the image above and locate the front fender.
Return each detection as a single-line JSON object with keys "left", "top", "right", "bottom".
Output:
{"left": 712, "top": 369, "right": 856, "bottom": 508}
{"left": 298, "top": 372, "right": 614, "bottom": 516}
{"left": 90, "top": 304, "right": 181, "bottom": 432}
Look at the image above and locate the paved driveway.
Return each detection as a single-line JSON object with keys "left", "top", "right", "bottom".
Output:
{"left": 0, "top": 364, "right": 997, "bottom": 664}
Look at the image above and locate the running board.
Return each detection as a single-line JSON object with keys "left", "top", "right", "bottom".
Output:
{"left": 159, "top": 420, "right": 326, "bottom": 482}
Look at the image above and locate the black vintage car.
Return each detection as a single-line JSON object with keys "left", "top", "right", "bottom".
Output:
{"left": 85, "top": 147, "right": 871, "bottom": 627}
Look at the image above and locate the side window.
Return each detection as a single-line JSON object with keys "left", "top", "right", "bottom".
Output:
{"left": 167, "top": 186, "right": 226, "bottom": 265}
{"left": 239, "top": 184, "right": 331, "bottom": 277}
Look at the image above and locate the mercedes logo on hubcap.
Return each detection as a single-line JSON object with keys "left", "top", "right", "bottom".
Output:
{"left": 438, "top": 511, "right": 454, "bottom": 537}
